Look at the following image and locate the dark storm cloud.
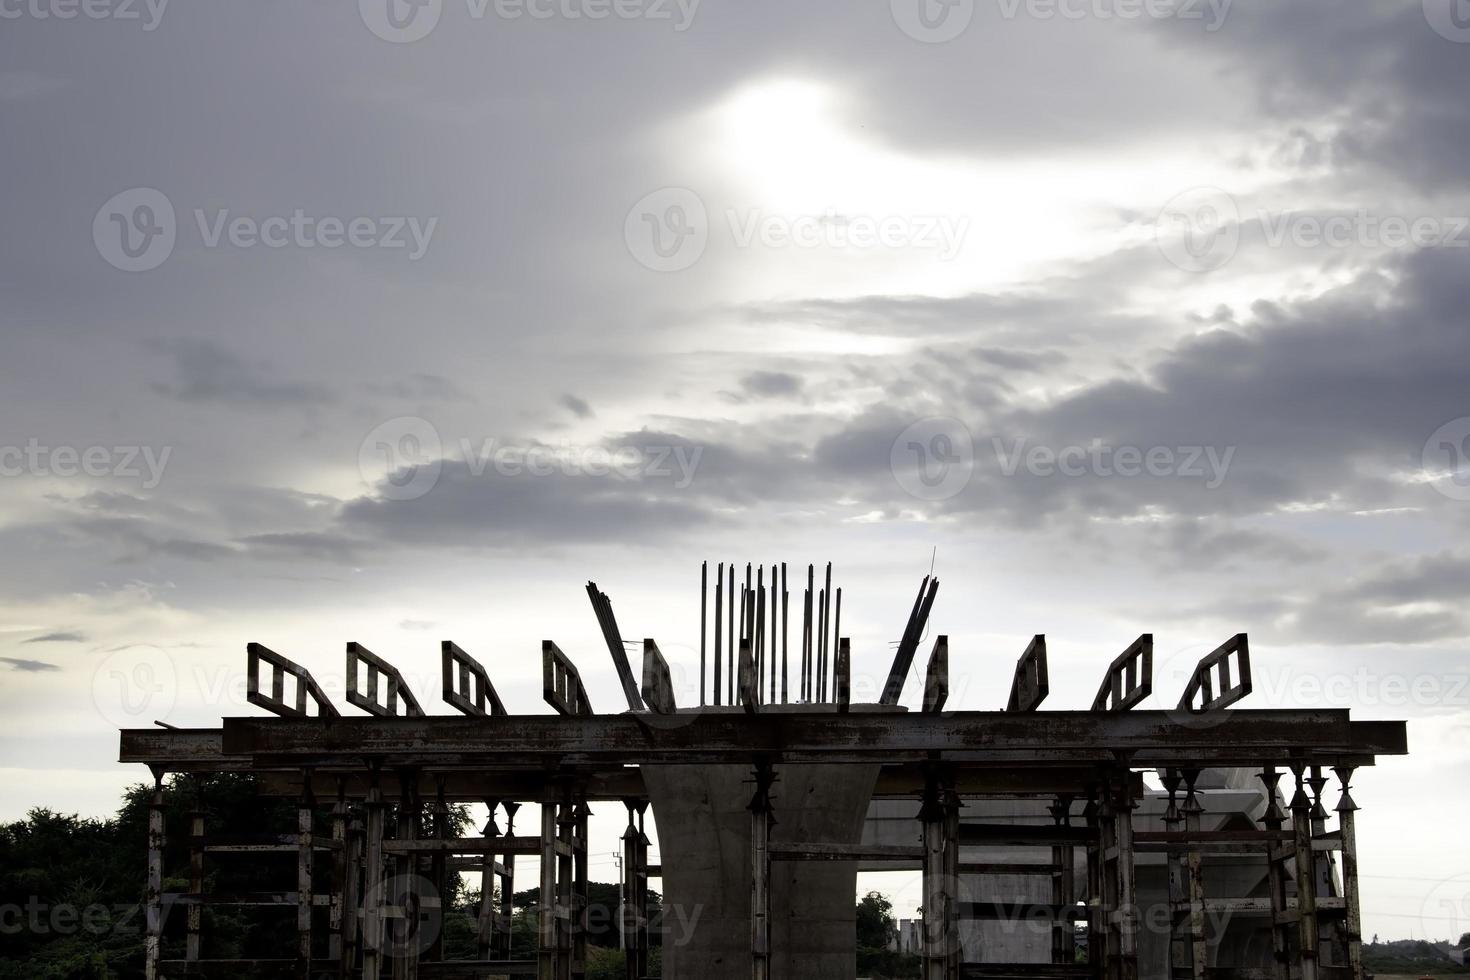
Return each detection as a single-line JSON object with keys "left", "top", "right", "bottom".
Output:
{"left": 560, "top": 394, "right": 595, "bottom": 419}
{"left": 146, "top": 339, "right": 331, "bottom": 407}
{"left": 1159, "top": 0, "right": 1470, "bottom": 192}
{"left": 21, "top": 631, "right": 87, "bottom": 645}
{"left": 0, "top": 658, "right": 60, "bottom": 673}
{"left": 1182, "top": 551, "right": 1470, "bottom": 646}
{"left": 739, "top": 371, "right": 804, "bottom": 399}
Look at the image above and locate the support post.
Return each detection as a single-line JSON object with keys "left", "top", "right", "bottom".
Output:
{"left": 1161, "top": 770, "right": 1186, "bottom": 979}
{"left": 330, "top": 778, "right": 351, "bottom": 974}
{"left": 1081, "top": 787, "right": 1101, "bottom": 975}
{"left": 920, "top": 767, "right": 959, "bottom": 980}
{"left": 145, "top": 770, "right": 166, "bottom": 980}
{"left": 362, "top": 764, "right": 387, "bottom": 980}
{"left": 478, "top": 800, "right": 501, "bottom": 961}
{"left": 1334, "top": 767, "right": 1364, "bottom": 980}
{"left": 1291, "top": 765, "right": 1320, "bottom": 980}
{"left": 500, "top": 803, "right": 520, "bottom": 960}
{"left": 429, "top": 776, "right": 449, "bottom": 963}
{"left": 1051, "top": 795, "right": 1077, "bottom": 965}
{"left": 394, "top": 771, "right": 420, "bottom": 980}
{"left": 750, "top": 760, "right": 775, "bottom": 980}
{"left": 187, "top": 779, "right": 204, "bottom": 965}
{"left": 621, "top": 801, "right": 649, "bottom": 980}
{"left": 1258, "top": 766, "right": 1290, "bottom": 980}
{"left": 299, "top": 773, "right": 316, "bottom": 979}
{"left": 573, "top": 798, "right": 591, "bottom": 980}
{"left": 1114, "top": 771, "right": 1140, "bottom": 980}
{"left": 540, "top": 798, "right": 559, "bottom": 980}
{"left": 1181, "top": 769, "right": 1206, "bottom": 980}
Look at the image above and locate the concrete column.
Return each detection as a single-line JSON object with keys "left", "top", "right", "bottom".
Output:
{"left": 1333, "top": 767, "right": 1363, "bottom": 980}
{"left": 642, "top": 757, "right": 883, "bottom": 980}
{"left": 144, "top": 772, "right": 166, "bottom": 980}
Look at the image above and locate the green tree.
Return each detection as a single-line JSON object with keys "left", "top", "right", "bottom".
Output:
{"left": 856, "top": 890, "right": 897, "bottom": 951}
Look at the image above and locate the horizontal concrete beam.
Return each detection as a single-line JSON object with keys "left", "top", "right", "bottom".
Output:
{"left": 201, "top": 709, "right": 1402, "bottom": 765}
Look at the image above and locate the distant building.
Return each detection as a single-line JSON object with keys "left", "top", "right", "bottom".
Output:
{"left": 894, "top": 918, "right": 922, "bottom": 955}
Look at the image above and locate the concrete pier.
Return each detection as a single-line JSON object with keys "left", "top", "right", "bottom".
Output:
{"left": 642, "top": 707, "right": 899, "bottom": 980}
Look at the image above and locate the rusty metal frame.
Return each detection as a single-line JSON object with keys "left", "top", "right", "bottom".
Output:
{"left": 1177, "top": 633, "right": 1252, "bottom": 713}
{"left": 441, "top": 640, "right": 507, "bottom": 717}
{"left": 1007, "top": 634, "right": 1050, "bottom": 712}
{"left": 542, "top": 641, "right": 593, "bottom": 717}
{"left": 246, "top": 643, "right": 339, "bottom": 718}
{"left": 345, "top": 642, "right": 423, "bottom": 718}
{"left": 1091, "top": 634, "right": 1153, "bottom": 712}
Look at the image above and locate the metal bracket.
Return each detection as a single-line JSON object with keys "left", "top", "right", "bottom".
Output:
{"left": 1006, "top": 635, "right": 1049, "bottom": 712}
{"left": 346, "top": 642, "right": 424, "bottom": 717}
{"left": 441, "top": 641, "right": 507, "bottom": 717}
{"left": 246, "top": 643, "right": 339, "bottom": 718}
{"left": 923, "top": 635, "right": 949, "bottom": 714}
{"left": 1091, "top": 634, "right": 1153, "bottom": 712}
{"left": 542, "top": 641, "right": 594, "bottom": 717}
{"left": 642, "top": 639, "right": 677, "bottom": 715}
{"left": 1178, "top": 633, "right": 1252, "bottom": 712}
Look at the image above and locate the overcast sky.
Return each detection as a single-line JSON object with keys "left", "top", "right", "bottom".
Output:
{"left": 2, "top": 0, "right": 1469, "bottom": 942}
